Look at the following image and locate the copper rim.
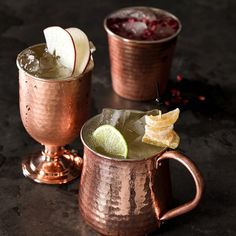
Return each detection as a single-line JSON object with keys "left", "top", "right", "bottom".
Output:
{"left": 80, "top": 113, "right": 167, "bottom": 162}
{"left": 16, "top": 43, "right": 94, "bottom": 82}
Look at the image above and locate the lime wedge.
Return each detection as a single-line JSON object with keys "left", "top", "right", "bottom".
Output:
{"left": 92, "top": 125, "right": 128, "bottom": 158}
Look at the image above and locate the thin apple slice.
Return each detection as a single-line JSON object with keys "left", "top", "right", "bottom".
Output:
{"left": 66, "top": 27, "right": 90, "bottom": 75}
{"left": 43, "top": 26, "right": 76, "bottom": 74}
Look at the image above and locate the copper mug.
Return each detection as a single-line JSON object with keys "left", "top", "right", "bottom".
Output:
{"left": 78, "top": 114, "right": 204, "bottom": 236}
{"left": 17, "top": 43, "right": 93, "bottom": 184}
{"left": 104, "top": 7, "right": 182, "bottom": 101}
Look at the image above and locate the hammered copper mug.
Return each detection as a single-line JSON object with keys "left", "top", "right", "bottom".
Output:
{"left": 78, "top": 114, "right": 204, "bottom": 236}
{"left": 104, "top": 7, "right": 182, "bottom": 101}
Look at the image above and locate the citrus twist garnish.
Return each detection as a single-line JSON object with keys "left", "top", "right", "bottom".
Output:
{"left": 145, "top": 108, "right": 180, "bottom": 128}
{"left": 142, "top": 108, "right": 180, "bottom": 149}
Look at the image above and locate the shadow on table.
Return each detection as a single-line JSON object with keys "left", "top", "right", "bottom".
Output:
{"left": 92, "top": 76, "right": 230, "bottom": 119}
{"left": 162, "top": 77, "right": 227, "bottom": 118}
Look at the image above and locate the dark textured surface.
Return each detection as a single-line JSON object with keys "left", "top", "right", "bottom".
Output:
{"left": 0, "top": 0, "right": 235, "bottom": 235}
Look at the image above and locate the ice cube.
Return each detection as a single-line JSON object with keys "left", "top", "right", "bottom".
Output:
{"left": 111, "top": 9, "right": 135, "bottom": 19}
{"left": 39, "top": 50, "right": 57, "bottom": 70}
{"left": 122, "top": 21, "right": 147, "bottom": 36}
{"left": 36, "top": 49, "right": 72, "bottom": 78}
{"left": 156, "top": 24, "right": 176, "bottom": 39}
{"left": 121, "top": 109, "right": 159, "bottom": 140}
{"left": 19, "top": 49, "right": 40, "bottom": 73}
{"left": 19, "top": 45, "right": 72, "bottom": 79}
{"left": 111, "top": 8, "right": 157, "bottom": 21}
{"left": 100, "top": 108, "right": 128, "bottom": 129}
{"left": 100, "top": 108, "right": 159, "bottom": 138}
{"left": 127, "top": 8, "right": 157, "bottom": 21}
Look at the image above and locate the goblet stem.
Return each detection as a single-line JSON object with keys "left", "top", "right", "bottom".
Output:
{"left": 22, "top": 145, "right": 83, "bottom": 184}
{"left": 43, "top": 145, "right": 63, "bottom": 161}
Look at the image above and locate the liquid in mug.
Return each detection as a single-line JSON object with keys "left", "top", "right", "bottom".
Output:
{"left": 18, "top": 26, "right": 93, "bottom": 79}
{"left": 106, "top": 7, "right": 179, "bottom": 41}
{"left": 85, "top": 109, "right": 166, "bottom": 160}
{"left": 18, "top": 44, "right": 72, "bottom": 79}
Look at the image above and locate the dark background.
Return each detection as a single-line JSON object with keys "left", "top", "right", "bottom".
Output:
{"left": 0, "top": 0, "right": 236, "bottom": 235}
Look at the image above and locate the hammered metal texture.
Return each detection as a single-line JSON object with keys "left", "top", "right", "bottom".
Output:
{"left": 79, "top": 114, "right": 204, "bottom": 235}
{"left": 108, "top": 37, "right": 176, "bottom": 101}
{"left": 79, "top": 147, "right": 172, "bottom": 236}
{"left": 19, "top": 67, "right": 92, "bottom": 147}
{"left": 104, "top": 7, "right": 181, "bottom": 101}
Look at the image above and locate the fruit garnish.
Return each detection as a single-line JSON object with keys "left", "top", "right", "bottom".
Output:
{"left": 142, "top": 108, "right": 180, "bottom": 149}
{"left": 145, "top": 108, "right": 180, "bottom": 128}
{"left": 44, "top": 26, "right": 91, "bottom": 76}
{"left": 106, "top": 9, "right": 179, "bottom": 41}
{"left": 144, "top": 125, "right": 174, "bottom": 138}
{"left": 66, "top": 27, "right": 90, "bottom": 75}
{"left": 143, "top": 131, "right": 179, "bottom": 149}
{"left": 92, "top": 125, "right": 128, "bottom": 158}
{"left": 43, "top": 26, "right": 76, "bottom": 75}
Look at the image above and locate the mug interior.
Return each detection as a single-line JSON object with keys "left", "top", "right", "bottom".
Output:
{"left": 104, "top": 6, "right": 182, "bottom": 44}
{"left": 80, "top": 113, "right": 166, "bottom": 162}
{"left": 16, "top": 43, "right": 94, "bottom": 82}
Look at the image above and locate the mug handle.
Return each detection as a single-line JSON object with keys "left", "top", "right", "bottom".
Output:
{"left": 156, "top": 150, "right": 204, "bottom": 221}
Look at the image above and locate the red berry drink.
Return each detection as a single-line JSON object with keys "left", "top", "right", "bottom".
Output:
{"left": 106, "top": 8, "right": 180, "bottom": 41}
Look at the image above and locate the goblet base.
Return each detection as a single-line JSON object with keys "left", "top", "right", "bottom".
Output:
{"left": 22, "top": 149, "right": 83, "bottom": 184}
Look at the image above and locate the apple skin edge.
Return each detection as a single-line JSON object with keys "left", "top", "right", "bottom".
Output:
{"left": 66, "top": 27, "right": 90, "bottom": 76}
{"left": 69, "top": 31, "right": 77, "bottom": 75}
{"left": 44, "top": 26, "right": 93, "bottom": 77}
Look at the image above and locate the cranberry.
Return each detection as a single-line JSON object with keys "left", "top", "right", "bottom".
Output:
{"left": 168, "top": 19, "right": 179, "bottom": 30}
{"left": 176, "top": 74, "right": 183, "bottom": 82}
{"left": 141, "top": 18, "right": 150, "bottom": 24}
{"left": 161, "top": 21, "right": 167, "bottom": 28}
{"left": 142, "top": 29, "right": 153, "bottom": 40}
{"left": 128, "top": 17, "right": 137, "bottom": 23}
{"left": 171, "top": 96, "right": 182, "bottom": 103}
{"left": 126, "top": 32, "right": 135, "bottom": 39}
{"left": 171, "top": 88, "right": 181, "bottom": 96}
{"left": 149, "top": 20, "right": 158, "bottom": 31}
{"left": 157, "top": 19, "right": 164, "bottom": 24}
{"left": 183, "top": 99, "right": 189, "bottom": 105}
{"left": 198, "top": 95, "right": 206, "bottom": 101}
{"left": 164, "top": 100, "right": 170, "bottom": 106}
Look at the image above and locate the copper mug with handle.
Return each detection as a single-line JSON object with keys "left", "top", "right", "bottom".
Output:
{"left": 78, "top": 114, "right": 204, "bottom": 236}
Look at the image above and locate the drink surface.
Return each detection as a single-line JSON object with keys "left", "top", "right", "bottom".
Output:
{"left": 106, "top": 7, "right": 179, "bottom": 41}
{"left": 18, "top": 44, "right": 72, "bottom": 79}
{"left": 83, "top": 109, "right": 165, "bottom": 160}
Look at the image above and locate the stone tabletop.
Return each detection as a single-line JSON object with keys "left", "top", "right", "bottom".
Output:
{"left": 0, "top": 0, "right": 235, "bottom": 235}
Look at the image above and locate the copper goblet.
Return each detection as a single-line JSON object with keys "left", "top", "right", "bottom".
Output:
{"left": 17, "top": 44, "right": 93, "bottom": 184}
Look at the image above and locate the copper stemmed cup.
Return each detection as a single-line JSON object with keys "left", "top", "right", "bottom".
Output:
{"left": 17, "top": 43, "right": 93, "bottom": 184}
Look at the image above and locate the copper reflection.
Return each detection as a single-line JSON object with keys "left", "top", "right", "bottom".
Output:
{"left": 78, "top": 115, "right": 204, "bottom": 236}
{"left": 17, "top": 43, "right": 93, "bottom": 184}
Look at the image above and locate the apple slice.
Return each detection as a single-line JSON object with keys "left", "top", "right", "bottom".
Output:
{"left": 43, "top": 26, "right": 76, "bottom": 74}
{"left": 66, "top": 27, "right": 90, "bottom": 75}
